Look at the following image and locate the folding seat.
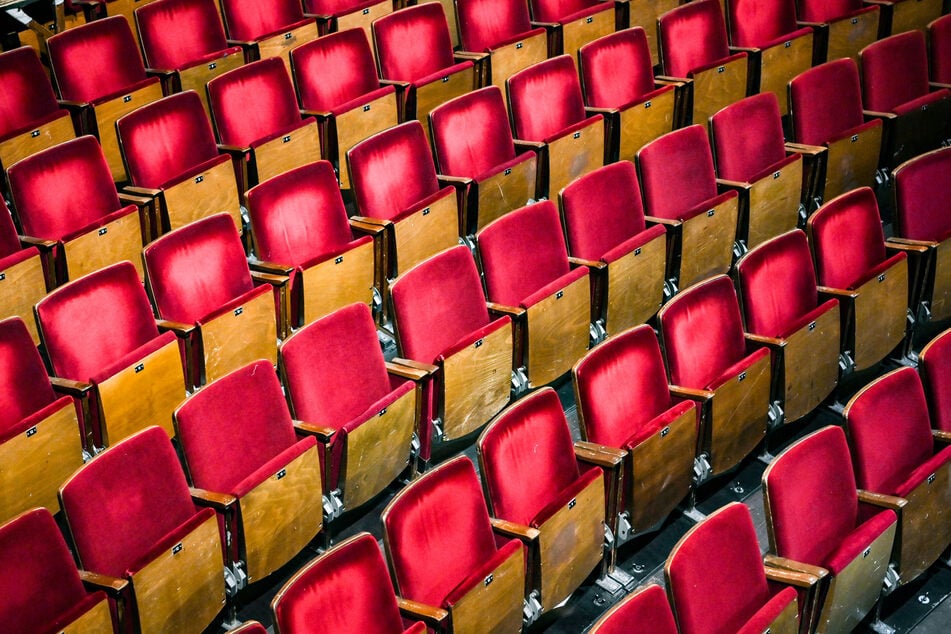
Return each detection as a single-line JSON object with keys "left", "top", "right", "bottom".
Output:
{"left": 626, "top": 0, "right": 679, "bottom": 66}
{"left": 477, "top": 387, "right": 607, "bottom": 616}
{"left": 46, "top": 16, "right": 164, "bottom": 182}
{"left": 0, "top": 508, "right": 114, "bottom": 633}
{"left": 920, "top": 328, "right": 951, "bottom": 432}
{"left": 246, "top": 162, "right": 379, "bottom": 329}
{"left": 0, "top": 318, "right": 84, "bottom": 522}
{"left": 290, "top": 28, "right": 400, "bottom": 189}
{"left": 134, "top": 0, "right": 244, "bottom": 117}
{"left": 389, "top": 245, "right": 513, "bottom": 463}
{"left": 59, "top": 426, "right": 226, "bottom": 634}
{"left": 578, "top": 27, "right": 682, "bottom": 164}
{"left": 573, "top": 324, "right": 699, "bottom": 539}
{"left": 302, "top": 0, "right": 393, "bottom": 39}
{"left": 347, "top": 121, "right": 460, "bottom": 279}
{"left": 930, "top": 14, "right": 951, "bottom": 85}
{"left": 723, "top": 0, "right": 812, "bottom": 116}
{"left": 796, "top": 0, "right": 880, "bottom": 63}
{"left": 860, "top": 30, "right": 951, "bottom": 169}
{"left": 430, "top": 86, "right": 539, "bottom": 236}
{"left": 372, "top": 3, "right": 481, "bottom": 137}
{"left": 208, "top": 58, "right": 322, "bottom": 188}
{"left": 657, "top": 0, "right": 748, "bottom": 126}
{"left": 507, "top": 55, "right": 605, "bottom": 199}
{"left": 0, "top": 46, "right": 76, "bottom": 186}
{"left": 589, "top": 584, "right": 678, "bottom": 634}
{"left": 381, "top": 456, "right": 526, "bottom": 633}
{"left": 559, "top": 161, "right": 667, "bottom": 334}
{"left": 657, "top": 275, "right": 771, "bottom": 477}
{"left": 710, "top": 93, "right": 806, "bottom": 252}
{"left": 636, "top": 125, "right": 739, "bottom": 293}
{"left": 0, "top": 198, "right": 49, "bottom": 343}
{"left": 175, "top": 360, "right": 324, "bottom": 589}
{"left": 807, "top": 187, "right": 911, "bottom": 372}
{"left": 271, "top": 532, "right": 426, "bottom": 633}
{"left": 117, "top": 91, "right": 243, "bottom": 238}
{"left": 843, "top": 366, "right": 951, "bottom": 587}
{"left": 455, "top": 0, "right": 549, "bottom": 92}
{"left": 667, "top": 502, "right": 803, "bottom": 634}
{"left": 143, "top": 213, "right": 289, "bottom": 388}
{"left": 887, "top": 147, "right": 951, "bottom": 325}
{"left": 279, "top": 303, "right": 423, "bottom": 519}
{"left": 7, "top": 135, "right": 147, "bottom": 286}
{"left": 477, "top": 200, "right": 592, "bottom": 387}
{"left": 526, "top": 0, "right": 617, "bottom": 60}
{"left": 788, "top": 58, "right": 884, "bottom": 205}
{"left": 218, "top": 0, "right": 318, "bottom": 70}
{"left": 762, "top": 425, "right": 899, "bottom": 634}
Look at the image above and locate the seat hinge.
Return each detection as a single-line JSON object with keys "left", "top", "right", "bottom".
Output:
{"left": 767, "top": 400, "right": 785, "bottom": 431}
{"left": 590, "top": 319, "right": 607, "bottom": 346}
{"left": 522, "top": 590, "right": 542, "bottom": 626}
{"left": 511, "top": 367, "right": 529, "bottom": 397}
{"left": 663, "top": 278, "right": 678, "bottom": 301}
{"left": 693, "top": 453, "right": 712, "bottom": 486}
{"left": 431, "top": 418, "right": 445, "bottom": 443}
{"left": 322, "top": 490, "right": 344, "bottom": 522}
{"left": 223, "top": 561, "right": 247, "bottom": 597}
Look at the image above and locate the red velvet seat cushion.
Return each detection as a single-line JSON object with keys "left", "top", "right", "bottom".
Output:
{"left": 593, "top": 584, "right": 678, "bottom": 634}
{"left": 823, "top": 509, "right": 896, "bottom": 575}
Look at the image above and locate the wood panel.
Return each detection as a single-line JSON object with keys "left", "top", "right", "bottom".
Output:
{"left": 442, "top": 321, "right": 512, "bottom": 440}
{"left": 252, "top": 120, "right": 321, "bottom": 185}
{"left": 449, "top": 545, "right": 524, "bottom": 634}
{"left": 487, "top": 32, "right": 548, "bottom": 93}
{"left": 889, "top": 0, "right": 942, "bottom": 36}
{"left": 767, "top": 596, "right": 801, "bottom": 634}
{"left": 177, "top": 53, "right": 244, "bottom": 120}
{"left": 63, "top": 210, "right": 144, "bottom": 281}
{"left": 884, "top": 97, "right": 951, "bottom": 169}
{"left": 677, "top": 195, "right": 738, "bottom": 290}
{"left": 561, "top": 9, "right": 614, "bottom": 61}
{"left": 331, "top": 91, "right": 399, "bottom": 190}
{"left": 0, "top": 113, "right": 75, "bottom": 171}
{"left": 823, "top": 124, "right": 882, "bottom": 203}
{"left": 161, "top": 158, "right": 242, "bottom": 233}
{"left": 94, "top": 82, "right": 165, "bottom": 182}
{"left": 780, "top": 304, "right": 840, "bottom": 424}
{"left": 826, "top": 10, "right": 880, "bottom": 63}
{"left": 525, "top": 273, "right": 590, "bottom": 387}
{"left": 629, "top": 0, "right": 679, "bottom": 66}
{"left": 239, "top": 445, "right": 323, "bottom": 582}
{"left": 689, "top": 54, "right": 747, "bottom": 126}
{"left": 300, "top": 239, "right": 375, "bottom": 326}
{"left": 545, "top": 120, "right": 605, "bottom": 199}
{"left": 472, "top": 153, "right": 537, "bottom": 232}
{"left": 852, "top": 256, "right": 907, "bottom": 371}
{"left": 604, "top": 230, "right": 666, "bottom": 334}
{"left": 413, "top": 66, "right": 477, "bottom": 146}
{"left": 62, "top": 597, "right": 113, "bottom": 634}
{"left": 199, "top": 290, "right": 277, "bottom": 384}
{"left": 256, "top": 22, "right": 320, "bottom": 75}
{"left": 930, "top": 239, "right": 950, "bottom": 321}
{"left": 391, "top": 188, "right": 459, "bottom": 275}
{"left": 708, "top": 351, "right": 769, "bottom": 475}
{"left": 758, "top": 32, "right": 813, "bottom": 116}
{"left": 745, "top": 157, "right": 802, "bottom": 249}
{"left": 106, "top": 0, "right": 160, "bottom": 49}
{"left": 131, "top": 513, "right": 225, "bottom": 634}
{"left": 616, "top": 88, "right": 677, "bottom": 163}
{"left": 335, "top": 0, "right": 392, "bottom": 44}
{"left": 894, "top": 460, "right": 951, "bottom": 584}
{"left": 0, "top": 252, "right": 47, "bottom": 344}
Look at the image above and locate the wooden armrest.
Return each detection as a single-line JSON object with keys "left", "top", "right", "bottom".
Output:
{"left": 226, "top": 38, "right": 256, "bottom": 50}
{"left": 745, "top": 332, "right": 784, "bottom": 347}
{"left": 513, "top": 139, "right": 545, "bottom": 153}
{"left": 56, "top": 99, "right": 88, "bottom": 113}
{"left": 299, "top": 108, "right": 333, "bottom": 122}
{"left": 857, "top": 489, "right": 907, "bottom": 511}
{"left": 145, "top": 67, "right": 175, "bottom": 80}
{"left": 585, "top": 106, "right": 617, "bottom": 119}
{"left": 397, "top": 598, "right": 449, "bottom": 628}
{"left": 390, "top": 357, "right": 439, "bottom": 375}
{"left": 930, "top": 81, "right": 951, "bottom": 92}
{"left": 530, "top": 20, "right": 560, "bottom": 30}
{"left": 380, "top": 79, "right": 410, "bottom": 92}
{"left": 730, "top": 45, "right": 759, "bottom": 55}
{"left": 886, "top": 237, "right": 937, "bottom": 248}
{"left": 250, "top": 270, "right": 290, "bottom": 287}
{"left": 797, "top": 20, "right": 823, "bottom": 29}
{"left": 216, "top": 143, "right": 250, "bottom": 157}
{"left": 574, "top": 440, "right": 626, "bottom": 467}
{"left": 350, "top": 216, "right": 390, "bottom": 230}
{"left": 117, "top": 192, "right": 154, "bottom": 207}
{"left": 348, "top": 218, "right": 387, "bottom": 236}
{"left": 764, "top": 565, "right": 821, "bottom": 589}
{"left": 49, "top": 376, "right": 93, "bottom": 397}
{"left": 486, "top": 302, "right": 525, "bottom": 319}
{"left": 18, "top": 235, "right": 56, "bottom": 250}
{"left": 668, "top": 385, "right": 714, "bottom": 402}
{"left": 438, "top": 174, "right": 473, "bottom": 188}
{"left": 122, "top": 185, "right": 163, "bottom": 199}
{"left": 934, "top": 429, "right": 951, "bottom": 446}
{"left": 817, "top": 286, "right": 858, "bottom": 300}
{"left": 643, "top": 215, "right": 680, "bottom": 228}
{"left": 190, "top": 487, "right": 237, "bottom": 510}
{"left": 79, "top": 570, "right": 128, "bottom": 595}
{"left": 248, "top": 258, "right": 294, "bottom": 276}
{"left": 886, "top": 242, "right": 929, "bottom": 256}
{"left": 568, "top": 256, "right": 606, "bottom": 271}
{"left": 491, "top": 517, "right": 540, "bottom": 541}
{"left": 156, "top": 319, "right": 197, "bottom": 337}
{"left": 764, "top": 554, "right": 829, "bottom": 580}
{"left": 385, "top": 360, "right": 435, "bottom": 382}
{"left": 454, "top": 50, "right": 489, "bottom": 63}
{"left": 863, "top": 109, "right": 896, "bottom": 122}
{"left": 655, "top": 75, "right": 688, "bottom": 85}
{"left": 717, "top": 178, "right": 751, "bottom": 192}
{"left": 293, "top": 420, "right": 336, "bottom": 442}
{"left": 784, "top": 142, "right": 825, "bottom": 157}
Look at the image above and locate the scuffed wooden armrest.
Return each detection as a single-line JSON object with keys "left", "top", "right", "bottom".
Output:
{"left": 250, "top": 270, "right": 290, "bottom": 287}
{"left": 586, "top": 106, "right": 617, "bottom": 118}
{"left": 886, "top": 242, "right": 929, "bottom": 257}
{"left": 438, "top": 174, "right": 473, "bottom": 189}
{"left": 397, "top": 597, "right": 449, "bottom": 628}
{"left": 863, "top": 109, "right": 895, "bottom": 122}
{"left": 293, "top": 421, "right": 336, "bottom": 442}
{"left": 730, "top": 45, "right": 759, "bottom": 55}
{"left": 568, "top": 256, "right": 605, "bottom": 271}
{"left": 226, "top": 38, "right": 256, "bottom": 51}
{"left": 934, "top": 429, "right": 951, "bottom": 447}
{"left": 513, "top": 139, "right": 545, "bottom": 154}
{"left": 887, "top": 237, "right": 937, "bottom": 248}
{"left": 764, "top": 554, "right": 829, "bottom": 581}
{"left": 857, "top": 489, "right": 907, "bottom": 511}
{"left": 79, "top": 570, "right": 128, "bottom": 595}
{"left": 454, "top": 50, "right": 489, "bottom": 63}
{"left": 745, "top": 332, "right": 783, "bottom": 348}
{"left": 118, "top": 191, "right": 154, "bottom": 209}
{"left": 817, "top": 286, "right": 858, "bottom": 301}
{"left": 248, "top": 258, "right": 294, "bottom": 276}
{"left": 764, "top": 565, "right": 820, "bottom": 589}
{"left": 486, "top": 302, "right": 526, "bottom": 319}
{"left": 669, "top": 385, "right": 714, "bottom": 402}
{"left": 930, "top": 81, "right": 951, "bottom": 91}
{"left": 56, "top": 99, "right": 88, "bottom": 113}
{"left": 50, "top": 376, "right": 93, "bottom": 398}
{"left": 299, "top": 108, "right": 333, "bottom": 122}
{"left": 655, "top": 75, "right": 688, "bottom": 85}
{"left": 350, "top": 216, "right": 390, "bottom": 230}
{"left": 785, "top": 142, "right": 825, "bottom": 158}
{"left": 190, "top": 487, "right": 237, "bottom": 510}
{"left": 216, "top": 143, "right": 250, "bottom": 159}
{"left": 390, "top": 357, "right": 439, "bottom": 375}
{"left": 18, "top": 235, "right": 57, "bottom": 250}
{"left": 386, "top": 360, "right": 435, "bottom": 381}
{"left": 156, "top": 319, "right": 197, "bottom": 337}
{"left": 530, "top": 20, "right": 560, "bottom": 31}
{"left": 380, "top": 79, "right": 410, "bottom": 92}
{"left": 644, "top": 215, "right": 681, "bottom": 228}
{"left": 574, "top": 440, "right": 626, "bottom": 468}
{"left": 717, "top": 178, "right": 751, "bottom": 192}
{"left": 491, "top": 517, "right": 540, "bottom": 541}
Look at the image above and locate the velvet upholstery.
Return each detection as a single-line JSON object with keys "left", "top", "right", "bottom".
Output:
{"left": 431, "top": 86, "right": 519, "bottom": 178}
{"left": 507, "top": 55, "right": 590, "bottom": 142}
{"left": 710, "top": 93, "right": 788, "bottom": 182}
{"left": 456, "top": 0, "right": 541, "bottom": 51}
{"left": 136, "top": 0, "right": 238, "bottom": 71}
{"left": 667, "top": 502, "right": 797, "bottom": 634}
{"left": 789, "top": 58, "right": 868, "bottom": 146}
{"left": 0, "top": 201, "right": 20, "bottom": 259}
{"left": 931, "top": 14, "right": 951, "bottom": 84}
{"left": 579, "top": 27, "right": 668, "bottom": 110}
{"left": 219, "top": 0, "right": 309, "bottom": 42}
{"left": 0, "top": 46, "right": 70, "bottom": 140}
{"left": 659, "top": 0, "right": 737, "bottom": 77}
{"left": 727, "top": 0, "right": 803, "bottom": 48}
{"left": 798, "top": 0, "right": 866, "bottom": 22}
{"left": 861, "top": 31, "right": 936, "bottom": 113}
{"left": 272, "top": 532, "right": 424, "bottom": 634}
{"left": 373, "top": 3, "right": 464, "bottom": 83}
{"left": 893, "top": 147, "right": 951, "bottom": 243}
{"left": 303, "top": 0, "right": 388, "bottom": 17}
{"left": 589, "top": 584, "right": 678, "bottom": 634}
{"left": 921, "top": 329, "right": 951, "bottom": 432}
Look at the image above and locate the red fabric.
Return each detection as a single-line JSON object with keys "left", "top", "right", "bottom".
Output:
{"left": 47, "top": 16, "right": 151, "bottom": 103}
{"left": 349, "top": 121, "right": 441, "bottom": 222}
{"left": 274, "top": 533, "right": 419, "bottom": 633}
{"left": 822, "top": 509, "right": 896, "bottom": 575}
{"left": 894, "top": 446, "right": 951, "bottom": 498}
{"left": 798, "top": 0, "right": 866, "bottom": 23}
{"left": 895, "top": 147, "right": 951, "bottom": 241}
{"left": 593, "top": 584, "right": 678, "bottom": 634}
{"left": 790, "top": 58, "right": 867, "bottom": 145}
{"left": 808, "top": 187, "right": 890, "bottom": 290}
{"left": 659, "top": 0, "right": 733, "bottom": 77}
{"left": 143, "top": 214, "right": 254, "bottom": 324}
{"left": 479, "top": 388, "right": 582, "bottom": 525}
{"left": 735, "top": 587, "right": 798, "bottom": 634}
{"left": 711, "top": 93, "right": 789, "bottom": 182}
{"left": 431, "top": 86, "right": 518, "bottom": 177}
{"left": 921, "top": 329, "right": 951, "bottom": 432}
{"left": 528, "top": 0, "right": 599, "bottom": 22}
{"left": 637, "top": 125, "right": 721, "bottom": 221}
{"left": 291, "top": 29, "right": 389, "bottom": 112}
{"left": 891, "top": 88, "right": 951, "bottom": 117}
{"left": 931, "top": 14, "right": 951, "bottom": 84}
{"left": 390, "top": 245, "right": 492, "bottom": 364}
{"left": 374, "top": 3, "right": 457, "bottom": 82}
{"left": 861, "top": 31, "right": 931, "bottom": 113}
{"left": 136, "top": 0, "right": 234, "bottom": 71}
{"left": 0, "top": 318, "right": 63, "bottom": 436}
{"left": 456, "top": 0, "right": 537, "bottom": 52}
{"left": 508, "top": 55, "right": 588, "bottom": 142}
{"left": 579, "top": 27, "right": 660, "bottom": 109}
{"left": 727, "top": 0, "right": 803, "bottom": 48}
{"left": 0, "top": 199, "right": 22, "bottom": 258}
{"left": 7, "top": 136, "right": 124, "bottom": 240}
{"left": 0, "top": 46, "right": 66, "bottom": 138}
{"left": 304, "top": 0, "right": 387, "bottom": 16}
{"left": 219, "top": 0, "right": 306, "bottom": 41}
{"left": 60, "top": 426, "right": 202, "bottom": 578}
{"left": 383, "top": 456, "right": 505, "bottom": 607}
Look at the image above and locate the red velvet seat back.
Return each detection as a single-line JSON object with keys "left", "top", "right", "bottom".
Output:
{"left": 291, "top": 29, "right": 382, "bottom": 112}
{"left": 931, "top": 14, "right": 951, "bottom": 84}
{"left": 247, "top": 161, "right": 354, "bottom": 265}
{"left": 790, "top": 59, "right": 866, "bottom": 145}
{"left": 176, "top": 360, "right": 298, "bottom": 493}
{"left": 922, "top": 329, "right": 951, "bottom": 432}
{"left": 348, "top": 121, "right": 441, "bottom": 221}
{"left": 281, "top": 303, "right": 395, "bottom": 427}
{"left": 7, "top": 136, "right": 121, "bottom": 239}
{"left": 764, "top": 426, "right": 860, "bottom": 566}
{"left": 219, "top": 0, "right": 306, "bottom": 41}
{"left": 478, "top": 200, "right": 571, "bottom": 306}
{"left": 382, "top": 456, "right": 500, "bottom": 606}
{"left": 573, "top": 325, "right": 675, "bottom": 447}
{"left": 47, "top": 16, "right": 148, "bottom": 103}
{"left": 637, "top": 125, "right": 719, "bottom": 220}
{"left": 273, "top": 533, "right": 410, "bottom": 634}
{"left": 667, "top": 502, "right": 772, "bottom": 634}
{"left": 893, "top": 147, "right": 951, "bottom": 242}
{"left": 560, "top": 161, "right": 648, "bottom": 261}
{"left": 208, "top": 58, "right": 303, "bottom": 147}
{"left": 710, "top": 92, "right": 788, "bottom": 182}
{"left": 508, "top": 55, "right": 588, "bottom": 141}
{"left": 579, "top": 28, "right": 656, "bottom": 109}
{"left": 60, "top": 425, "right": 200, "bottom": 577}
{"left": 430, "top": 86, "right": 517, "bottom": 178}
{"left": 659, "top": 0, "right": 732, "bottom": 77}
{"left": 659, "top": 275, "right": 748, "bottom": 389}
{"left": 374, "top": 3, "right": 456, "bottom": 82}
{"left": 530, "top": 0, "right": 596, "bottom": 22}
{"left": 808, "top": 187, "right": 887, "bottom": 290}
{"left": 143, "top": 213, "right": 254, "bottom": 323}
{"left": 735, "top": 230, "right": 820, "bottom": 337}
{"left": 798, "top": 0, "right": 863, "bottom": 22}
{"left": 861, "top": 31, "right": 931, "bottom": 112}
{"left": 479, "top": 388, "right": 581, "bottom": 525}
{"left": 0, "top": 508, "right": 94, "bottom": 632}
{"left": 846, "top": 368, "right": 934, "bottom": 493}
{"left": 136, "top": 0, "right": 231, "bottom": 70}
{"left": 457, "top": 0, "right": 535, "bottom": 52}
{"left": 0, "top": 318, "right": 59, "bottom": 431}
{"left": 727, "top": 0, "right": 799, "bottom": 48}
{"left": 36, "top": 262, "right": 160, "bottom": 381}
{"left": 592, "top": 584, "right": 678, "bottom": 634}
{"left": 0, "top": 47, "right": 62, "bottom": 137}
{"left": 391, "top": 245, "right": 490, "bottom": 364}
{"left": 304, "top": 0, "right": 380, "bottom": 14}
{"left": 118, "top": 91, "right": 221, "bottom": 188}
